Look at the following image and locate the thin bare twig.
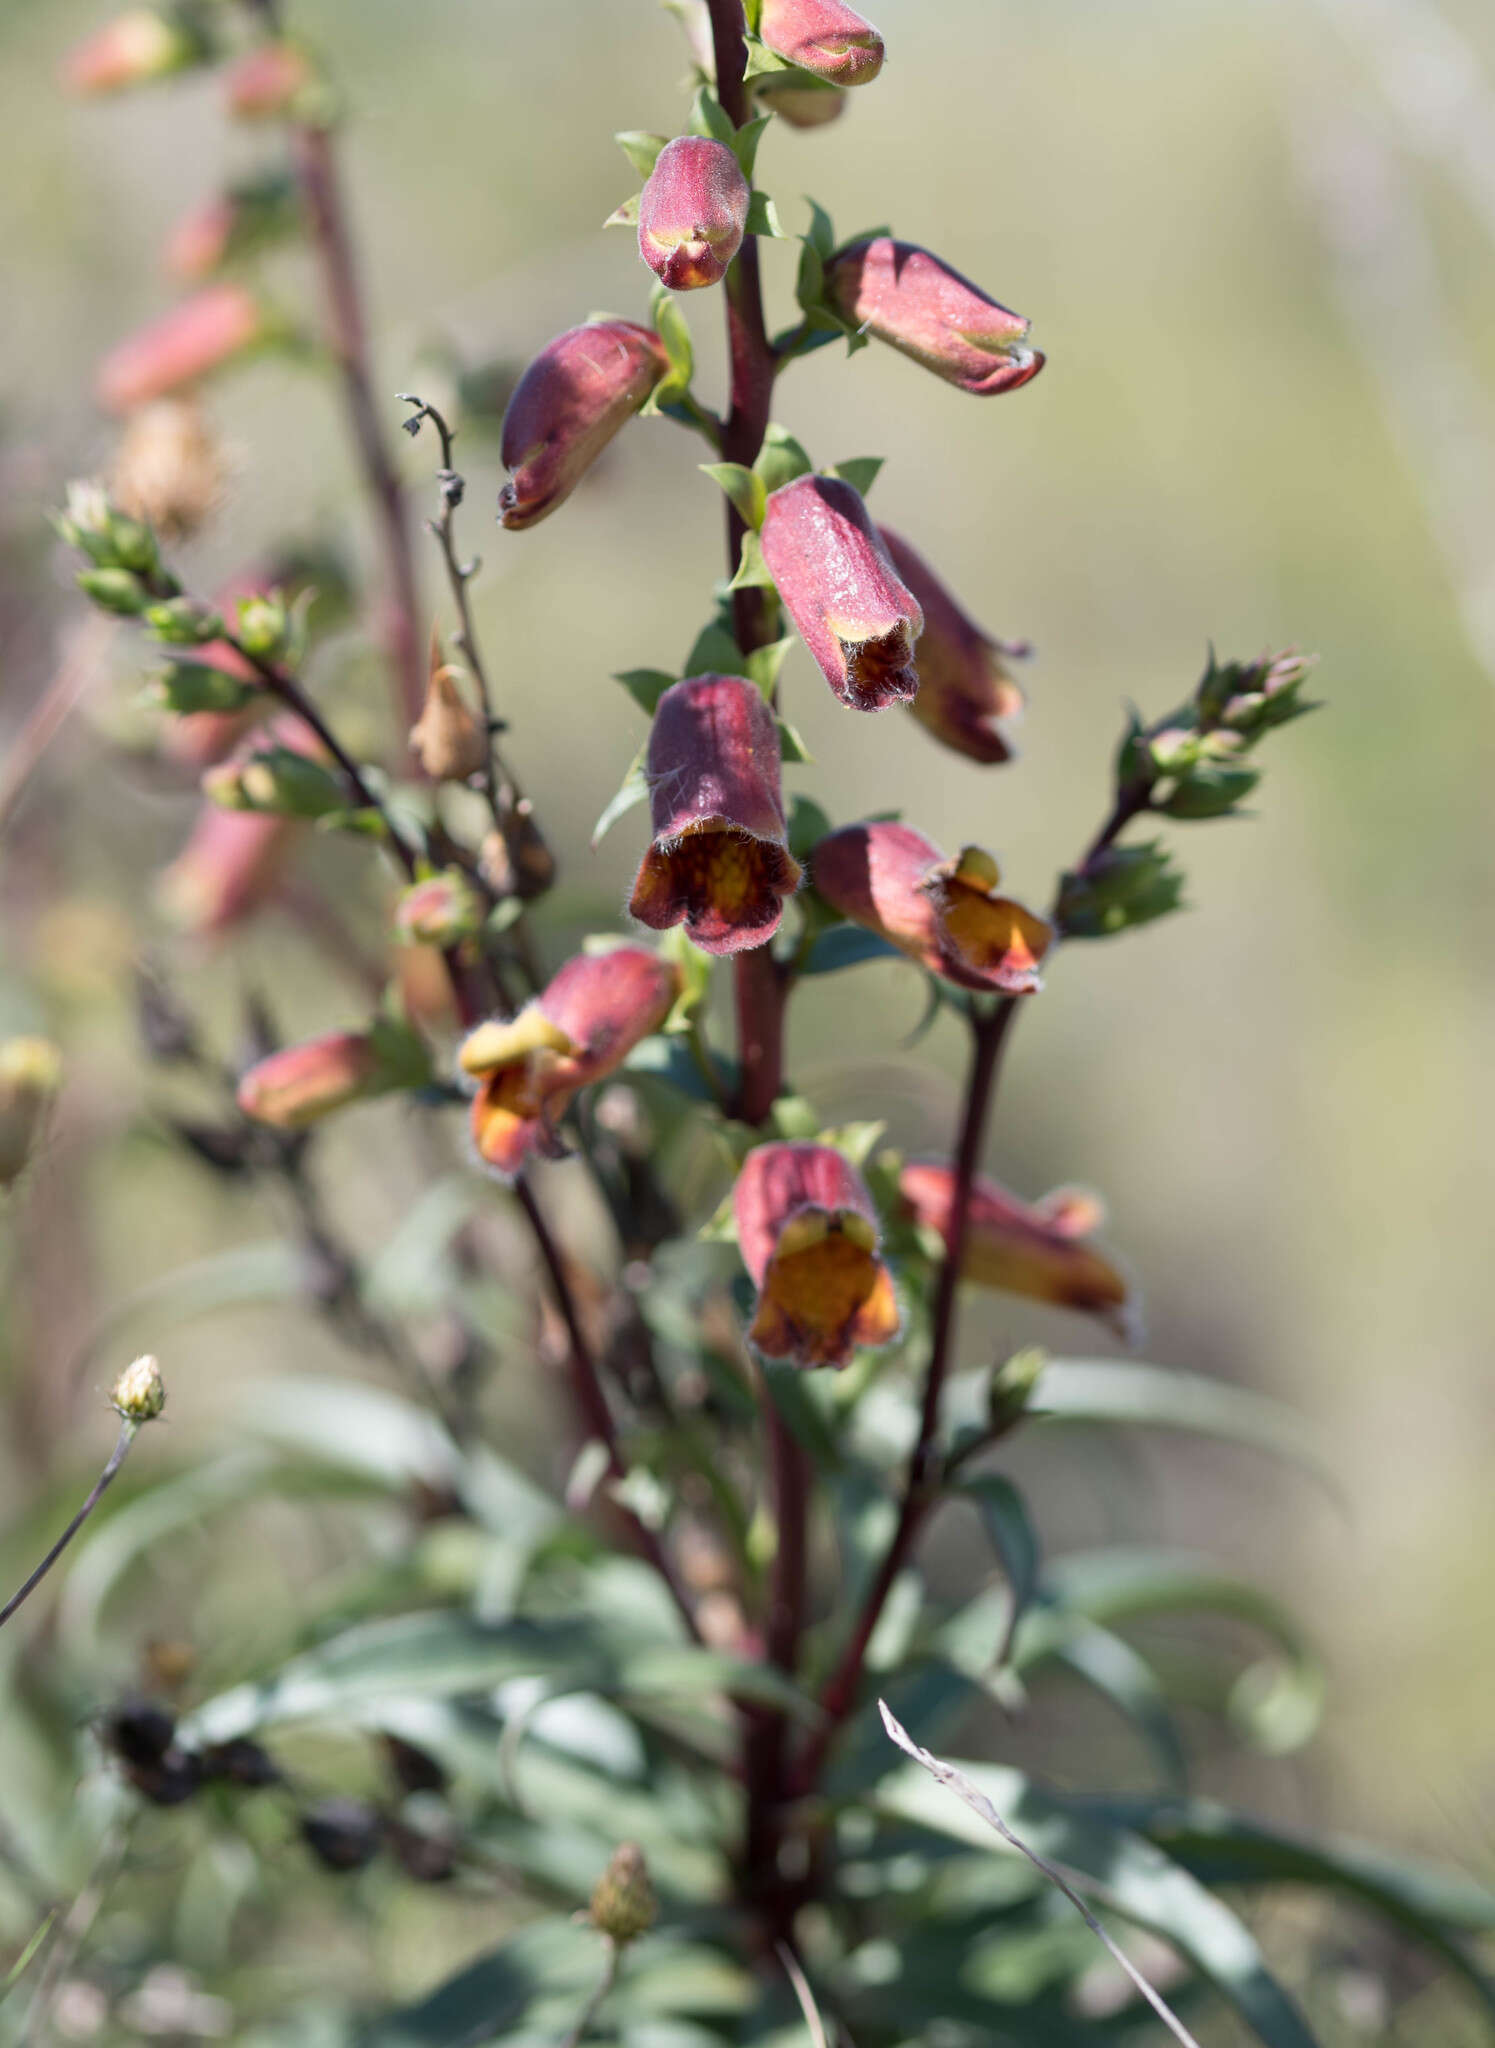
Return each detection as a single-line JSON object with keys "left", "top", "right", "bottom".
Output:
{"left": 0, "top": 1422, "right": 138, "bottom": 1630}
{"left": 558, "top": 1936, "right": 620, "bottom": 2048}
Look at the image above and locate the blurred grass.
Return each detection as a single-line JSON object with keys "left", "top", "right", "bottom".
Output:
{"left": 2, "top": 0, "right": 1494, "bottom": 1977}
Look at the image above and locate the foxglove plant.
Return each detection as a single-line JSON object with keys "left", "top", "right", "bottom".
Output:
{"left": 11, "top": 1, "right": 1494, "bottom": 2042}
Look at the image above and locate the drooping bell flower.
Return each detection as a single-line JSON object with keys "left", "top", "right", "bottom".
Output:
{"left": 900, "top": 1162, "right": 1133, "bottom": 1334}
{"left": 163, "top": 173, "right": 300, "bottom": 283}
{"left": 61, "top": 8, "right": 209, "bottom": 95}
{"left": 96, "top": 284, "right": 269, "bottom": 415}
{"left": 877, "top": 527, "right": 1026, "bottom": 764}
{"left": 637, "top": 137, "right": 750, "bottom": 292}
{"left": 734, "top": 1141, "right": 900, "bottom": 1368}
{"left": 757, "top": 0, "right": 884, "bottom": 85}
{"left": 498, "top": 321, "right": 669, "bottom": 530}
{"left": 223, "top": 40, "right": 316, "bottom": 120}
{"left": 825, "top": 238, "right": 1043, "bottom": 397}
{"left": 458, "top": 947, "right": 678, "bottom": 1179}
{"left": 237, "top": 1031, "right": 387, "bottom": 1130}
{"left": 628, "top": 674, "right": 801, "bottom": 956}
{"left": 156, "top": 804, "right": 295, "bottom": 933}
{"left": 760, "top": 474, "right": 922, "bottom": 710}
{"left": 812, "top": 823, "right": 1052, "bottom": 994}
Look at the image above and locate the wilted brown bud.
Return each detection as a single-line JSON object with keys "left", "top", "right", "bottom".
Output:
{"left": 638, "top": 136, "right": 750, "bottom": 291}
{"left": 499, "top": 321, "right": 669, "bottom": 530}
{"left": 0, "top": 1038, "right": 62, "bottom": 1189}
{"left": 409, "top": 635, "right": 490, "bottom": 781}
{"left": 760, "top": 475, "right": 922, "bottom": 710}
{"left": 111, "top": 1353, "right": 166, "bottom": 1422}
{"left": 878, "top": 527, "right": 1027, "bottom": 764}
{"left": 589, "top": 1843, "right": 657, "bottom": 1945}
{"left": 812, "top": 824, "right": 1052, "bottom": 994}
{"left": 734, "top": 1142, "right": 900, "bottom": 1369}
{"left": 479, "top": 802, "right": 556, "bottom": 902}
{"left": 111, "top": 398, "right": 226, "bottom": 543}
{"left": 825, "top": 238, "right": 1043, "bottom": 396}
{"left": 758, "top": 0, "right": 884, "bottom": 85}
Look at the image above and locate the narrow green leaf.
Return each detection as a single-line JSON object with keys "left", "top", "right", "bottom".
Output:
{"left": 744, "top": 190, "right": 786, "bottom": 238}
{"left": 605, "top": 194, "right": 642, "bottom": 228}
{"left": 729, "top": 114, "right": 772, "bottom": 181}
{"left": 727, "top": 528, "right": 776, "bottom": 592}
{"left": 616, "top": 130, "right": 668, "bottom": 178}
{"left": 682, "top": 621, "right": 746, "bottom": 679}
{"left": 592, "top": 742, "right": 649, "bottom": 847}
{"left": 800, "top": 926, "right": 904, "bottom": 977}
{"left": 689, "top": 87, "right": 736, "bottom": 144}
{"left": 614, "top": 668, "right": 677, "bottom": 716}
{"left": 744, "top": 635, "right": 794, "bottom": 699}
{"left": 954, "top": 1473, "right": 1040, "bottom": 1661}
{"left": 754, "top": 423, "right": 815, "bottom": 497}
{"left": 776, "top": 716, "right": 811, "bottom": 764}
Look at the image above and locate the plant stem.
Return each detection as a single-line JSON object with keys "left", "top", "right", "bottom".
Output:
{"left": 514, "top": 1177, "right": 701, "bottom": 1642}
{"left": 795, "top": 997, "right": 1019, "bottom": 1790}
{"left": 289, "top": 121, "right": 426, "bottom": 740}
{"left": 0, "top": 1422, "right": 138, "bottom": 1630}
{"left": 559, "top": 1937, "right": 620, "bottom": 2048}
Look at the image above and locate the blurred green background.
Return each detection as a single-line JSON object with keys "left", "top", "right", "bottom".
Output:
{"left": 3, "top": 0, "right": 1495, "bottom": 2029}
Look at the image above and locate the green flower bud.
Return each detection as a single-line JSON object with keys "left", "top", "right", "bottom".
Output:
{"left": 144, "top": 597, "right": 224, "bottom": 647}
{"left": 77, "top": 566, "right": 148, "bottom": 617}
{"left": 111, "top": 1353, "right": 166, "bottom": 1422}
{"left": 589, "top": 1842, "right": 657, "bottom": 1945}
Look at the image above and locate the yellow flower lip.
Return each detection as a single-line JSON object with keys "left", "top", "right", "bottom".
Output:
{"left": 459, "top": 1009, "right": 578, "bottom": 1078}
{"left": 774, "top": 1205, "right": 879, "bottom": 1260}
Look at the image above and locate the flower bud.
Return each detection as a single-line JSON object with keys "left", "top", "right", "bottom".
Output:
{"left": 61, "top": 7, "right": 211, "bottom": 95}
{"left": 156, "top": 805, "right": 295, "bottom": 933}
{"left": 459, "top": 947, "right": 678, "bottom": 1179}
{"left": 202, "top": 719, "right": 343, "bottom": 818}
{"left": 200, "top": 1737, "right": 280, "bottom": 1787}
{"left": 825, "top": 239, "right": 1043, "bottom": 397}
{"left": 498, "top": 320, "right": 669, "bottom": 530}
{"left": 812, "top": 824, "right": 1052, "bottom": 994}
{"left": 589, "top": 1843, "right": 658, "bottom": 1945}
{"left": 877, "top": 527, "right": 1026, "bottom": 763}
{"left": 987, "top": 1345, "right": 1047, "bottom": 1435}
{"left": 76, "top": 566, "right": 149, "bottom": 616}
{"left": 734, "top": 1141, "right": 900, "bottom": 1369}
{"left": 394, "top": 870, "right": 484, "bottom": 948}
{"left": 97, "top": 284, "right": 270, "bottom": 415}
{"left": 628, "top": 674, "right": 801, "bottom": 955}
{"left": 111, "top": 399, "right": 226, "bottom": 543}
{"left": 0, "top": 1038, "right": 62, "bottom": 1189}
{"left": 409, "top": 633, "right": 490, "bottom": 780}
{"left": 760, "top": 475, "right": 922, "bottom": 710}
{"left": 223, "top": 39, "right": 318, "bottom": 120}
{"left": 753, "top": 76, "right": 846, "bottom": 127}
{"left": 55, "top": 479, "right": 164, "bottom": 576}
{"left": 145, "top": 596, "right": 226, "bottom": 646}
{"left": 900, "top": 1163, "right": 1133, "bottom": 1335}
{"left": 638, "top": 136, "right": 750, "bottom": 291}
{"left": 236, "top": 1023, "right": 424, "bottom": 1130}
{"left": 758, "top": 0, "right": 884, "bottom": 85}
{"left": 111, "top": 1353, "right": 166, "bottom": 1422}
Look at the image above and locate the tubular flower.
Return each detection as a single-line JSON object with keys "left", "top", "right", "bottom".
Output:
{"left": 156, "top": 806, "right": 293, "bottom": 933}
{"left": 878, "top": 527, "right": 1026, "bottom": 764}
{"left": 498, "top": 321, "right": 669, "bottom": 530}
{"left": 458, "top": 947, "right": 678, "bottom": 1179}
{"left": 237, "top": 1031, "right": 386, "bottom": 1129}
{"left": 900, "top": 1162, "right": 1133, "bottom": 1334}
{"left": 61, "top": 8, "right": 208, "bottom": 94}
{"left": 223, "top": 41, "right": 316, "bottom": 119}
{"left": 813, "top": 823, "right": 1052, "bottom": 993}
{"left": 734, "top": 1142, "right": 900, "bottom": 1369}
{"left": 825, "top": 238, "right": 1043, "bottom": 396}
{"left": 96, "top": 284, "right": 269, "bottom": 415}
{"left": 628, "top": 674, "right": 801, "bottom": 956}
{"left": 760, "top": 474, "right": 923, "bottom": 710}
{"left": 637, "top": 137, "right": 750, "bottom": 291}
{"left": 757, "top": 0, "right": 884, "bottom": 85}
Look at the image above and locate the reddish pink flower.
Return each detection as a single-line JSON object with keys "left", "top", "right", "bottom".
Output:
{"left": 825, "top": 238, "right": 1043, "bottom": 396}
{"left": 96, "top": 284, "right": 268, "bottom": 415}
{"left": 459, "top": 948, "right": 679, "bottom": 1179}
{"left": 628, "top": 675, "right": 801, "bottom": 956}
{"left": 735, "top": 1142, "right": 900, "bottom": 1368}
{"left": 61, "top": 8, "right": 204, "bottom": 94}
{"left": 760, "top": 474, "right": 923, "bottom": 711}
{"left": 156, "top": 804, "right": 295, "bottom": 934}
{"left": 900, "top": 1162, "right": 1133, "bottom": 1333}
{"left": 237, "top": 1031, "right": 385, "bottom": 1130}
{"left": 813, "top": 823, "right": 1052, "bottom": 994}
{"left": 223, "top": 41, "right": 314, "bottom": 119}
{"left": 638, "top": 137, "right": 750, "bottom": 292}
{"left": 758, "top": 0, "right": 884, "bottom": 86}
{"left": 878, "top": 527, "right": 1026, "bottom": 764}
{"left": 499, "top": 321, "right": 669, "bottom": 530}
{"left": 163, "top": 196, "right": 238, "bottom": 282}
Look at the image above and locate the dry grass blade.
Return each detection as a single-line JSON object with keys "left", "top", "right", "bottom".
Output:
{"left": 878, "top": 1700, "right": 1204, "bottom": 2048}
{"left": 776, "top": 1940, "right": 838, "bottom": 2048}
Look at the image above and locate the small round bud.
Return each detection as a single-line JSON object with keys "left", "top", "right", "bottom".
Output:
{"left": 112, "top": 1353, "right": 166, "bottom": 1422}
{"left": 394, "top": 870, "right": 484, "bottom": 949}
{"left": 588, "top": 1842, "right": 657, "bottom": 1945}
{"left": 987, "top": 1346, "right": 1046, "bottom": 1436}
